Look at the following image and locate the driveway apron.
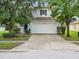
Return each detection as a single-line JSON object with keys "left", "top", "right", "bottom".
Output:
{"left": 11, "top": 35, "right": 79, "bottom": 51}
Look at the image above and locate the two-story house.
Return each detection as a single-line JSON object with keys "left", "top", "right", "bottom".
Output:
{"left": 30, "top": 1, "right": 58, "bottom": 34}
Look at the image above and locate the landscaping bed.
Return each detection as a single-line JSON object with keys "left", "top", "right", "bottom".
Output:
{"left": 0, "top": 42, "right": 23, "bottom": 50}
{"left": 0, "top": 32, "right": 30, "bottom": 41}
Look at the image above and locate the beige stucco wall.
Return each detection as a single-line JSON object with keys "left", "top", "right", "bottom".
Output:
{"left": 70, "top": 23, "right": 79, "bottom": 32}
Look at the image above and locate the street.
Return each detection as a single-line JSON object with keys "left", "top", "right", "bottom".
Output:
{"left": 0, "top": 50, "right": 79, "bottom": 59}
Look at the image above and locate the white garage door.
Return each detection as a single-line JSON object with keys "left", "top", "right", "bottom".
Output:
{"left": 31, "top": 23, "right": 57, "bottom": 34}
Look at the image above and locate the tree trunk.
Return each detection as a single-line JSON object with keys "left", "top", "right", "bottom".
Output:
{"left": 60, "top": 22, "right": 66, "bottom": 35}
{"left": 66, "top": 23, "right": 70, "bottom": 37}
{"left": 6, "top": 22, "right": 13, "bottom": 32}
{"left": 8, "top": 11, "right": 14, "bottom": 32}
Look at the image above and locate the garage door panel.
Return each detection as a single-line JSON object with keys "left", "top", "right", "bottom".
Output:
{"left": 31, "top": 23, "right": 57, "bottom": 34}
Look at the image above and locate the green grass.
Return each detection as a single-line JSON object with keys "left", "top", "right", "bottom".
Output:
{"left": 0, "top": 42, "right": 22, "bottom": 49}
{"left": 0, "top": 31, "right": 9, "bottom": 36}
{"left": 62, "top": 30, "right": 79, "bottom": 41}
{"left": 0, "top": 31, "right": 30, "bottom": 49}
{"left": 69, "top": 30, "right": 78, "bottom": 37}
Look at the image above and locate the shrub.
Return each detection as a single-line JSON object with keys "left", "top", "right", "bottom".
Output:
{"left": 78, "top": 32, "right": 79, "bottom": 37}
{"left": 61, "top": 27, "right": 66, "bottom": 35}
{"left": 3, "top": 32, "right": 16, "bottom": 38}
{"left": 25, "top": 29, "right": 31, "bottom": 34}
{"left": 13, "top": 26, "right": 20, "bottom": 34}
{"left": 57, "top": 27, "right": 66, "bottom": 35}
{"left": 13, "top": 28, "right": 20, "bottom": 34}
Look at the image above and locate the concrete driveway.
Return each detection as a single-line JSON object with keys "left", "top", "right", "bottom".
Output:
{"left": 11, "top": 35, "right": 79, "bottom": 51}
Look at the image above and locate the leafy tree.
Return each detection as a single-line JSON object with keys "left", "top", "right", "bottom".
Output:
{"left": 0, "top": 0, "right": 33, "bottom": 32}
{"left": 49, "top": 0, "right": 79, "bottom": 37}
{"left": 0, "top": 0, "right": 15, "bottom": 32}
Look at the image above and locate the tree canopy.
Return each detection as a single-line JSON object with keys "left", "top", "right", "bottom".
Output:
{"left": 48, "top": 0, "right": 79, "bottom": 36}
{"left": 0, "top": 0, "right": 33, "bottom": 32}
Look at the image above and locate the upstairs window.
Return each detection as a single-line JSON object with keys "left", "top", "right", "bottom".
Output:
{"left": 40, "top": 10, "right": 47, "bottom": 16}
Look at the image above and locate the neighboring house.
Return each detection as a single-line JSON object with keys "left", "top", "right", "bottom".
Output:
{"left": 70, "top": 20, "right": 79, "bottom": 32}
{"left": 30, "top": 1, "right": 58, "bottom": 34}
{"left": 70, "top": 17, "right": 79, "bottom": 32}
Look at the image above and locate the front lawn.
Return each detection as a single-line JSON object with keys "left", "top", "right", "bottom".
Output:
{"left": 0, "top": 31, "right": 30, "bottom": 41}
{"left": 61, "top": 30, "right": 79, "bottom": 41}
{"left": 0, "top": 31, "right": 30, "bottom": 49}
{"left": 0, "top": 42, "right": 23, "bottom": 50}
{"left": 66, "top": 30, "right": 78, "bottom": 37}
